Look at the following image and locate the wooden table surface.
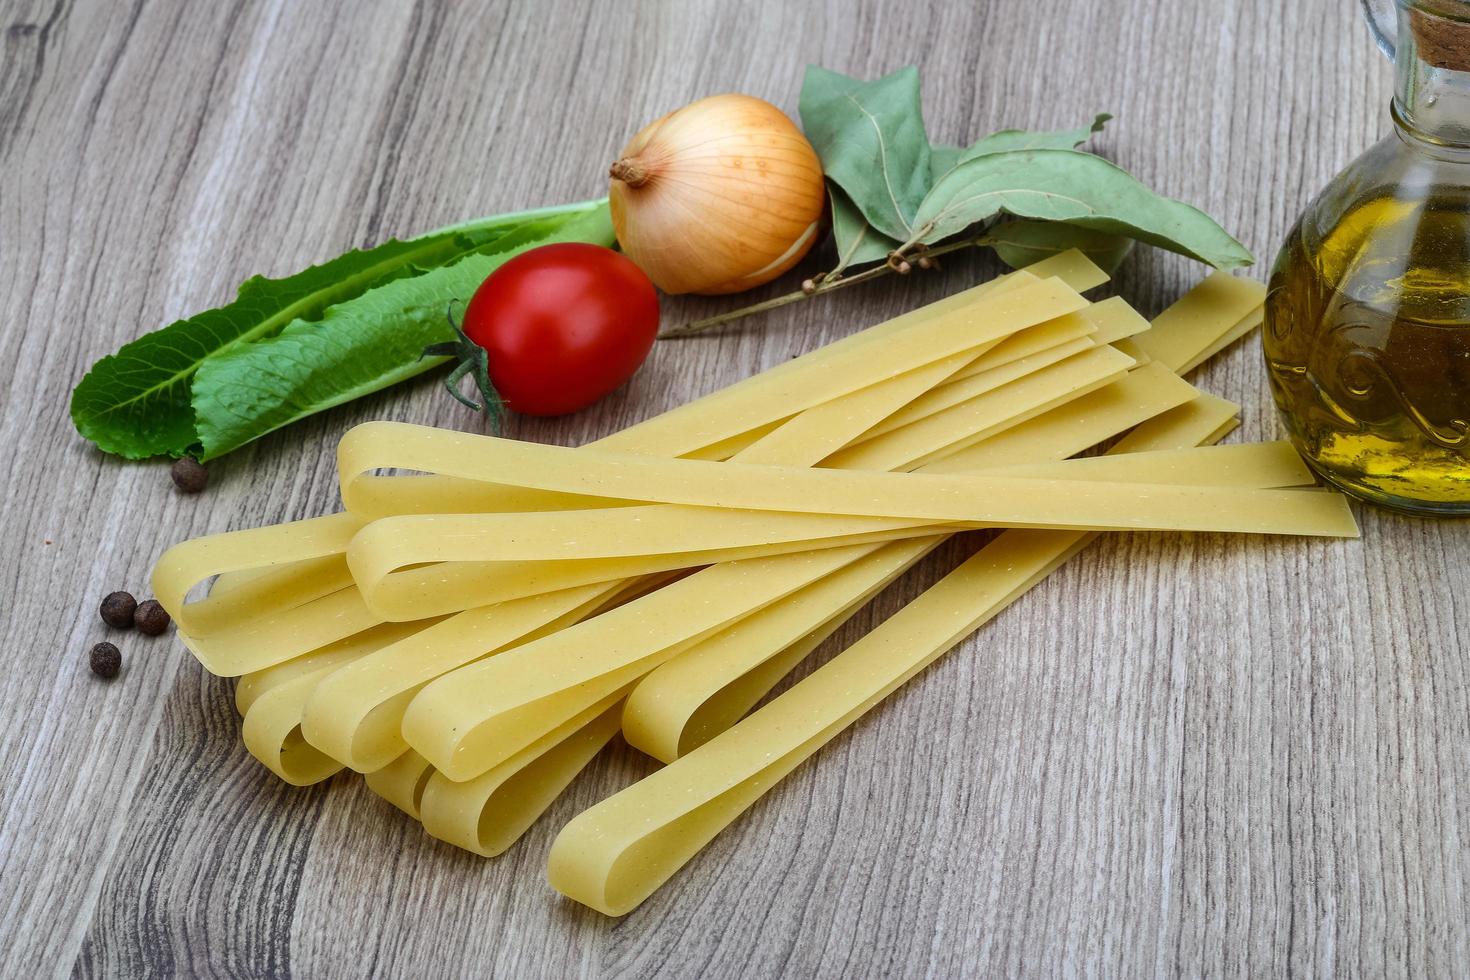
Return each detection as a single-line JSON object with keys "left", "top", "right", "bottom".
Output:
{"left": 4, "top": 0, "right": 1469, "bottom": 976}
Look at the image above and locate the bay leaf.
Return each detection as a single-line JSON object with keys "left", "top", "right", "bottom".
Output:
{"left": 931, "top": 115, "right": 1111, "bottom": 185}
{"left": 912, "top": 148, "right": 1253, "bottom": 269}
{"left": 929, "top": 145, "right": 962, "bottom": 184}
{"left": 799, "top": 65, "right": 932, "bottom": 241}
{"left": 961, "top": 114, "right": 1111, "bottom": 159}
{"left": 828, "top": 186, "right": 900, "bottom": 275}
{"left": 988, "top": 219, "right": 1135, "bottom": 273}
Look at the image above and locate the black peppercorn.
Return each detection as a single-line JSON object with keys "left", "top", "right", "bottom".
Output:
{"left": 171, "top": 456, "right": 209, "bottom": 493}
{"left": 90, "top": 641, "right": 122, "bottom": 678}
{"left": 100, "top": 591, "right": 137, "bottom": 629}
{"left": 134, "top": 599, "right": 171, "bottom": 636}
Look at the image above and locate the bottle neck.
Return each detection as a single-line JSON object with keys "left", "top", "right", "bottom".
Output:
{"left": 1393, "top": 1, "right": 1470, "bottom": 148}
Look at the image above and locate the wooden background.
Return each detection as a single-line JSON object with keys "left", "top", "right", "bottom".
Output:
{"left": 3, "top": 0, "right": 1468, "bottom": 976}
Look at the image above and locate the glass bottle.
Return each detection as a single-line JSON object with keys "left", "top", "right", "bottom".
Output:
{"left": 1263, "top": 0, "right": 1470, "bottom": 515}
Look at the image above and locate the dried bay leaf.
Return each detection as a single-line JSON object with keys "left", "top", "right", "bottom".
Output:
{"left": 987, "top": 219, "right": 1136, "bottom": 273}
{"left": 828, "top": 187, "right": 901, "bottom": 275}
{"left": 912, "top": 149, "right": 1252, "bottom": 269}
{"left": 799, "top": 66, "right": 933, "bottom": 241}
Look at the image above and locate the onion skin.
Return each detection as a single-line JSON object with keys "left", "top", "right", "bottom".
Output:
{"left": 609, "top": 94, "right": 826, "bottom": 295}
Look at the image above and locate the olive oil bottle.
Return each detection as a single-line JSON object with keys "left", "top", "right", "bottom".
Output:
{"left": 1264, "top": 0, "right": 1470, "bottom": 515}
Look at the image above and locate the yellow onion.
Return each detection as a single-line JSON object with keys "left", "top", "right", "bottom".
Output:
{"left": 608, "top": 94, "right": 826, "bottom": 295}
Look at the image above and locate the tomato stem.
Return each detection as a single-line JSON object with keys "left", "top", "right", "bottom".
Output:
{"left": 421, "top": 304, "right": 504, "bottom": 429}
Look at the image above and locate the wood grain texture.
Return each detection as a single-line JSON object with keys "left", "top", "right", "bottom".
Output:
{"left": 2, "top": 0, "right": 1467, "bottom": 976}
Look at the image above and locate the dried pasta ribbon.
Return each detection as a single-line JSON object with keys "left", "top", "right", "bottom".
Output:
{"left": 859, "top": 297, "right": 1147, "bottom": 441}
{"left": 623, "top": 536, "right": 940, "bottom": 763}
{"left": 547, "top": 388, "right": 1258, "bottom": 915}
{"left": 156, "top": 258, "right": 1289, "bottom": 876}
{"left": 821, "top": 345, "right": 1135, "bottom": 470}
{"left": 923, "top": 363, "right": 1199, "bottom": 473}
{"left": 342, "top": 342, "right": 1151, "bottom": 620}
{"left": 1128, "top": 271, "right": 1265, "bottom": 373}
{"left": 364, "top": 750, "right": 436, "bottom": 819}
{"left": 151, "top": 513, "right": 369, "bottom": 675}
{"left": 239, "top": 620, "right": 436, "bottom": 784}
{"left": 336, "top": 422, "right": 1357, "bottom": 537}
{"left": 385, "top": 269, "right": 1269, "bottom": 862}
{"left": 327, "top": 316, "right": 1161, "bottom": 781}
{"left": 620, "top": 430, "right": 1312, "bottom": 764}
{"left": 187, "top": 555, "right": 355, "bottom": 636}
{"left": 550, "top": 531, "right": 1086, "bottom": 915}
{"left": 419, "top": 696, "right": 627, "bottom": 857}
{"left": 401, "top": 543, "right": 883, "bottom": 781}
{"left": 346, "top": 538, "right": 901, "bottom": 623}
{"left": 300, "top": 582, "right": 624, "bottom": 774}
{"left": 728, "top": 312, "right": 1089, "bottom": 466}
{"left": 611, "top": 299, "right": 1268, "bottom": 771}
{"left": 398, "top": 438, "right": 1325, "bottom": 781}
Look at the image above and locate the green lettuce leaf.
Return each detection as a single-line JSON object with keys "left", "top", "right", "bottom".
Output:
{"left": 190, "top": 203, "right": 615, "bottom": 460}
{"left": 69, "top": 199, "right": 599, "bottom": 459}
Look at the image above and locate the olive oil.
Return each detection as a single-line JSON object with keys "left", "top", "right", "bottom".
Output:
{"left": 1263, "top": 0, "right": 1470, "bottom": 515}
{"left": 1264, "top": 188, "right": 1470, "bottom": 513}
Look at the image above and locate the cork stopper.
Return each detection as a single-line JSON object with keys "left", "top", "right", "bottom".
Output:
{"left": 1410, "top": 4, "right": 1470, "bottom": 71}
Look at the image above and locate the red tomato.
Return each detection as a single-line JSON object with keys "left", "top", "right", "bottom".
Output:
{"left": 461, "top": 242, "right": 659, "bottom": 416}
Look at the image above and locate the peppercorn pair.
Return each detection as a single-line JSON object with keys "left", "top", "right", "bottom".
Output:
{"left": 99, "top": 590, "right": 169, "bottom": 634}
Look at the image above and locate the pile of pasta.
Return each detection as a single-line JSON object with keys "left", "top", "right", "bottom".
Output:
{"left": 153, "top": 252, "right": 1357, "bottom": 916}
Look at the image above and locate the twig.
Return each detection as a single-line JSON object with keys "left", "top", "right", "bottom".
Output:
{"left": 658, "top": 233, "right": 999, "bottom": 339}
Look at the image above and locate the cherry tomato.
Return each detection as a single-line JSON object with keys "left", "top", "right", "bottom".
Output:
{"left": 461, "top": 242, "right": 659, "bottom": 416}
